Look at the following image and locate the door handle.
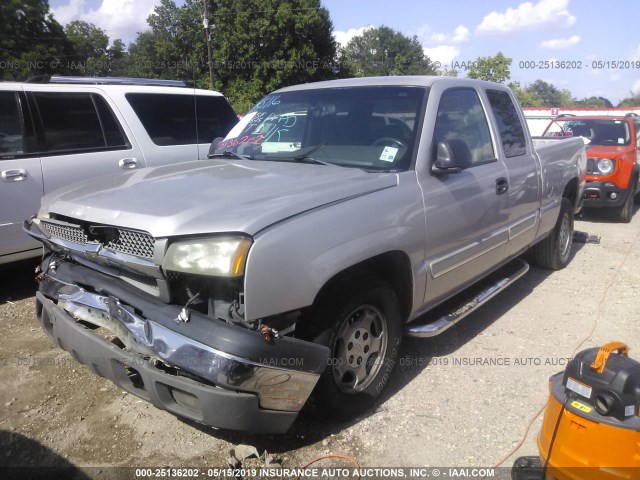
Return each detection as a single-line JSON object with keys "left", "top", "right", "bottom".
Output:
{"left": 119, "top": 158, "right": 139, "bottom": 169}
{"left": 1, "top": 169, "right": 28, "bottom": 182}
{"left": 495, "top": 177, "right": 509, "bottom": 195}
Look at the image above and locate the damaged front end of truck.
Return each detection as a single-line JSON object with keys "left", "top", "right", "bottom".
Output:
{"left": 24, "top": 215, "right": 329, "bottom": 434}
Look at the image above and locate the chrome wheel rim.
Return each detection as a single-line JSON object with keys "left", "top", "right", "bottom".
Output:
{"left": 332, "top": 304, "right": 388, "bottom": 393}
{"left": 559, "top": 213, "right": 572, "bottom": 258}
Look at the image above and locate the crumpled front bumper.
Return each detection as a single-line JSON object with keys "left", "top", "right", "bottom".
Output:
{"left": 35, "top": 258, "right": 329, "bottom": 434}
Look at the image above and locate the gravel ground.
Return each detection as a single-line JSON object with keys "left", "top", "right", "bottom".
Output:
{"left": 1, "top": 208, "right": 638, "bottom": 479}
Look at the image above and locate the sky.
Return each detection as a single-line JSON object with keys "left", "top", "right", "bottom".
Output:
{"left": 48, "top": 0, "right": 640, "bottom": 104}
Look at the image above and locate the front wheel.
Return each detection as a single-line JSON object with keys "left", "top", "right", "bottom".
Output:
{"left": 532, "top": 197, "right": 574, "bottom": 270}
{"left": 298, "top": 274, "right": 402, "bottom": 419}
{"left": 610, "top": 179, "right": 636, "bottom": 223}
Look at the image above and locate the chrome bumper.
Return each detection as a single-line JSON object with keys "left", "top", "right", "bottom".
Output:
{"left": 37, "top": 266, "right": 327, "bottom": 416}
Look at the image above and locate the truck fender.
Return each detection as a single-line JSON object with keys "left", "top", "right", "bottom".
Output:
{"left": 243, "top": 180, "right": 426, "bottom": 321}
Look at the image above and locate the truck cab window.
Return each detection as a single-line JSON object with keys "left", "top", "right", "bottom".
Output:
{"left": 433, "top": 88, "right": 495, "bottom": 166}
{"left": 486, "top": 89, "right": 527, "bottom": 158}
{"left": 0, "top": 92, "right": 25, "bottom": 157}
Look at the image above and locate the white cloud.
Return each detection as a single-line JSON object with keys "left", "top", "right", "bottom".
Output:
{"left": 632, "top": 79, "right": 640, "bottom": 96}
{"left": 539, "top": 35, "right": 580, "bottom": 49}
{"left": 51, "top": 0, "right": 87, "bottom": 25}
{"left": 423, "top": 45, "right": 461, "bottom": 65}
{"left": 452, "top": 25, "right": 471, "bottom": 43}
{"left": 414, "top": 24, "right": 470, "bottom": 66}
{"left": 51, "top": 0, "right": 158, "bottom": 44}
{"left": 610, "top": 73, "right": 621, "bottom": 82}
{"left": 333, "top": 25, "right": 373, "bottom": 48}
{"left": 415, "top": 24, "right": 470, "bottom": 47}
{"left": 476, "top": 0, "right": 576, "bottom": 35}
{"left": 630, "top": 44, "right": 640, "bottom": 61}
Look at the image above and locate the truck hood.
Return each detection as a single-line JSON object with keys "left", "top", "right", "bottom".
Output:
{"left": 41, "top": 160, "right": 397, "bottom": 237}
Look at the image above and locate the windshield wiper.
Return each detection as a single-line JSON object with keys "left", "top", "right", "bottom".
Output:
{"left": 211, "top": 145, "right": 334, "bottom": 166}
{"left": 275, "top": 143, "right": 333, "bottom": 166}
{"left": 208, "top": 151, "right": 253, "bottom": 161}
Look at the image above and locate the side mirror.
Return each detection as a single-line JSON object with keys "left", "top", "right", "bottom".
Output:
{"left": 207, "top": 137, "right": 224, "bottom": 158}
{"left": 431, "top": 140, "right": 473, "bottom": 174}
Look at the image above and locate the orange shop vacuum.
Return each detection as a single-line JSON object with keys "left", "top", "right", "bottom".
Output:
{"left": 512, "top": 342, "right": 640, "bottom": 480}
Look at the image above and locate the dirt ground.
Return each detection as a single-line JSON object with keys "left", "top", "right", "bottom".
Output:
{"left": 1, "top": 208, "right": 639, "bottom": 479}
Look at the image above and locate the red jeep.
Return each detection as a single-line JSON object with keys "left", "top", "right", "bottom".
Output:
{"left": 543, "top": 114, "right": 640, "bottom": 222}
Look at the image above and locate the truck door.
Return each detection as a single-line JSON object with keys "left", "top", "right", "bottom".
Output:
{"left": 0, "top": 91, "right": 43, "bottom": 260}
{"left": 485, "top": 88, "right": 540, "bottom": 257}
{"left": 420, "top": 87, "right": 510, "bottom": 306}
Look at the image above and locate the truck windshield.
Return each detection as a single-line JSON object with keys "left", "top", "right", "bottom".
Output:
{"left": 544, "top": 118, "right": 631, "bottom": 146}
{"left": 215, "top": 86, "right": 427, "bottom": 171}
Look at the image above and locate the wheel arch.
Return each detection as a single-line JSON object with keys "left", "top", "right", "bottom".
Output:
{"left": 563, "top": 177, "right": 579, "bottom": 211}
{"left": 632, "top": 163, "right": 640, "bottom": 189}
{"left": 310, "top": 250, "right": 413, "bottom": 322}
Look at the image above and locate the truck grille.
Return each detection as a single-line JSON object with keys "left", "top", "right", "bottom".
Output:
{"left": 41, "top": 221, "right": 99, "bottom": 246}
{"left": 41, "top": 220, "right": 155, "bottom": 260}
{"left": 104, "top": 229, "right": 155, "bottom": 259}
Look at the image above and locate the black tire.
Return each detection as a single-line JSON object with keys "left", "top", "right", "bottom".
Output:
{"left": 298, "top": 273, "right": 402, "bottom": 419}
{"left": 532, "top": 197, "right": 573, "bottom": 270}
{"left": 610, "top": 179, "right": 636, "bottom": 223}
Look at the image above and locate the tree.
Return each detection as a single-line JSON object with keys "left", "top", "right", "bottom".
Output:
{"left": 342, "top": 26, "right": 436, "bottom": 77}
{"left": 574, "top": 96, "right": 613, "bottom": 108}
{"left": 128, "top": 0, "right": 204, "bottom": 82}
{"left": 106, "top": 39, "right": 128, "bottom": 76}
{"left": 209, "top": 0, "right": 338, "bottom": 109}
{"left": 525, "top": 80, "right": 575, "bottom": 107}
{"left": 65, "top": 21, "right": 114, "bottom": 76}
{"left": 438, "top": 68, "right": 458, "bottom": 77}
{"left": 618, "top": 95, "right": 640, "bottom": 108}
{"left": 507, "top": 81, "right": 543, "bottom": 107}
{"left": 0, "top": 0, "right": 75, "bottom": 80}
{"left": 127, "top": 0, "right": 338, "bottom": 111}
{"left": 466, "top": 52, "right": 511, "bottom": 83}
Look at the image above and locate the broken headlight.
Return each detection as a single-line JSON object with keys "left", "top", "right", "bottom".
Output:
{"left": 162, "top": 236, "right": 252, "bottom": 277}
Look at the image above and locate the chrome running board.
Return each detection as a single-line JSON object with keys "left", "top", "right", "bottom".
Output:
{"left": 404, "top": 259, "right": 530, "bottom": 338}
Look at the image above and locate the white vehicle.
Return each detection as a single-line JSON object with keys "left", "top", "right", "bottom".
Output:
{"left": 0, "top": 76, "right": 238, "bottom": 264}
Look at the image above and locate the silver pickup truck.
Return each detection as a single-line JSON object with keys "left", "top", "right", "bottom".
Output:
{"left": 24, "top": 77, "right": 586, "bottom": 434}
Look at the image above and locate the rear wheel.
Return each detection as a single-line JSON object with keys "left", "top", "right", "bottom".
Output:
{"left": 532, "top": 197, "right": 573, "bottom": 270}
{"left": 298, "top": 274, "right": 402, "bottom": 419}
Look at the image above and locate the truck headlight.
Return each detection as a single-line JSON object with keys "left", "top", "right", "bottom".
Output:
{"left": 163, "top": 237, "right": 252, "bottom": 277}
{"left": 595, "top": 158, "right": 615, "bottom": 175}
